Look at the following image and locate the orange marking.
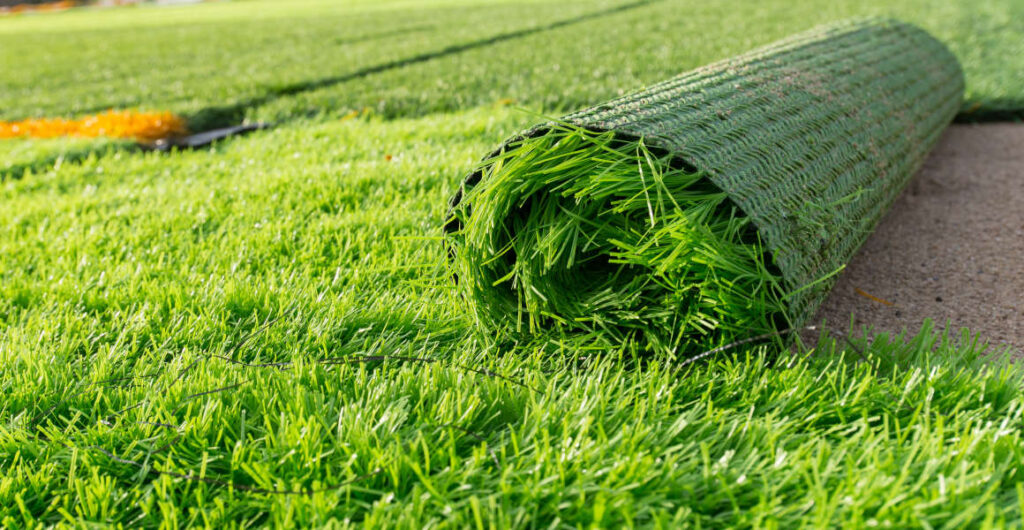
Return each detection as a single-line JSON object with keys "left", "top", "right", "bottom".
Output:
{"left": 0, "top": 110, "right": 187, "bottom": 142}
{"left": 1, "top": 0, "right": 76, "bottom": 16}
{"left": 855, "top": 287, "right": 894, "bottom": 307}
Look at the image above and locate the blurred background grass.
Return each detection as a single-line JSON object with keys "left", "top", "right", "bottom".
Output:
{"left": 1, "top": 0, "right": 1021, "bottom": 129}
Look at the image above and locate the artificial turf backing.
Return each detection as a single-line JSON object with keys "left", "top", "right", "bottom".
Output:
{"left": 447, "top": 18, "right": 961, "bottom": 355}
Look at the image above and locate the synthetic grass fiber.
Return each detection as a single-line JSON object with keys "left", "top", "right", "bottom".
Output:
{"left": 447, "top": 18, "right": 963, "bottom": 353}
{"left": 6, "top": 3, "right": 1024, "bottom": 527}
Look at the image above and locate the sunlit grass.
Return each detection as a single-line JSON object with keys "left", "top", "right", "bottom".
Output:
{"left": 2, "top": 108, "right": 1022, "bottom": 526}
{"left": 2, "top": 0, "right": 1023, "bottom": 525}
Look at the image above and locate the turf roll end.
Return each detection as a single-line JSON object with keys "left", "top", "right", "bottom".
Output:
{"left": 447, "top": 126, "right": 788, "bottom": 354}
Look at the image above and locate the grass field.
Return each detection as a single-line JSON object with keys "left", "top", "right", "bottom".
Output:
{"left": 2, "top": 0, "right": 1024, "bottom": 527}
{"left": 1, "top": 0, "right": 1022, "bottom": 128}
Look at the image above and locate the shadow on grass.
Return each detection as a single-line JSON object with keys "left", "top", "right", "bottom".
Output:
{"left": 66, "top": 23, "right": 439, "bottom": 120}
{"left": 185, "top": 0, "right": 662, "bottom": 131}
{"left": 954, "top": 99, "right": 1024, "bottom": 122}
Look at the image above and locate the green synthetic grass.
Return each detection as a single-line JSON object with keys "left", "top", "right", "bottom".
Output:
{"left": 3, "top": 107, "right": 1024, "bottom": 527}
{"left": 2, "top": 0, "right": 1024, "bottom": 526}
{"left": 0, "top": 0, "right": 1021, "bottom": 130}
{"left": 448, "top": 127, "right": 786, "bottom": 354}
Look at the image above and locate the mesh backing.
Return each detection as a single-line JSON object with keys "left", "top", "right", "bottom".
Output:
{"left": 449, "top": 18, "right": 964, "bottom": 328}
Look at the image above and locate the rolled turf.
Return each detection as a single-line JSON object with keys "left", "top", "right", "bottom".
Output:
{"left": 445, "top": 18, "right": 964, "bottom": 355}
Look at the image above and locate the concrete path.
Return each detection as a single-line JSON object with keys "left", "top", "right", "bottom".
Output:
{"left": 814, "top": 124, "right": 1024, "bottom": 355}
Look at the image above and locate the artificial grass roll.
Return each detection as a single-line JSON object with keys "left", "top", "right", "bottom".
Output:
{"left": 445, "top": 18, "right": 964, "bottom": 354}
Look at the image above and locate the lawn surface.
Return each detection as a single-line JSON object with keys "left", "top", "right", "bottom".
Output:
{"left": 2, "top": 1, "right": 1024, "bottom": 527}
{"left": 1, "top": 0, "right": 1022, "bottom": 127}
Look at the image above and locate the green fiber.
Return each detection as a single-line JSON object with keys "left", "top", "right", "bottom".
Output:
{"left": 448, "top": 126, "right": 786, "bottom": 354}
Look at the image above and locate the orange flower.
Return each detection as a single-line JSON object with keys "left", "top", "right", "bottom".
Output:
{"left": 0, "top": 110, "right": 187, "bottom": 141}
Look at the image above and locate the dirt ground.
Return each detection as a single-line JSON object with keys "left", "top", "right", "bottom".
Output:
{"left": 813, "top": 123, "right": 1024, "bottom": 355}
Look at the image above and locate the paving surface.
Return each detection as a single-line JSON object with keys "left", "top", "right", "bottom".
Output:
{"left": 813, "top": 123, "right": 1024, "bottom": 355}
